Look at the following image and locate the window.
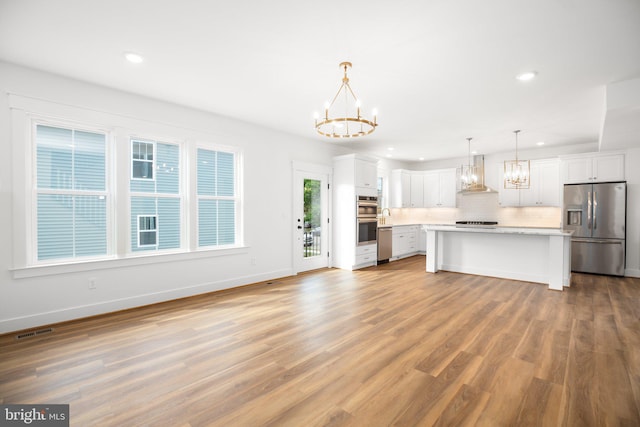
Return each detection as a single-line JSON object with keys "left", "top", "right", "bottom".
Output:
{"left": 131, "top": 140, "right": 154, "bottom": 180}
{"left": 137, "top": 215, "right": 158, "bottom": 247}
{"left": 197, "top": 148, "right": 237, "bottom": 247}
{"left": 130, "top": 139, "right": 181, "bottom": 252}
{"left": 35, "top": 124, "right": 108, "bottom": 261}
{"left": 24, "top": 111, "right": 243, "bottom": 269}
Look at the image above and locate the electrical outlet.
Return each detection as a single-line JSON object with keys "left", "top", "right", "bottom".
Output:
{"left": 88, "top": 278, "right": 97, "bottom": 290}
{"left": 251, "top": 257, "right": 256, "bottom": 266}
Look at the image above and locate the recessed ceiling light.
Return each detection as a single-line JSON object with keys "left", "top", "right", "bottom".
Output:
{"left": 516, "top": 71, "right": 537, "bottom": 81}
{"left": 388, "top": 147, "right": 394, "bottom": 151}
{"left": 536, "top": 141, "right": 545, "bottom": 146}
{"left": 419, "top": 157, "right": 425, "bottom": 161}
{"left": 124, "top": 52, "right": 144, "bottom": 64}
{"left": 386, "top": 154, "right": 392, "bottom": 158}
{"left": 471, "top": 150, "right": 478, "bottom": 155}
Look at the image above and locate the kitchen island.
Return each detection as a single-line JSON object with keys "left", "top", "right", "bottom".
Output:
{"left": 422, "top": 225, "right": 573, "bottom": 290}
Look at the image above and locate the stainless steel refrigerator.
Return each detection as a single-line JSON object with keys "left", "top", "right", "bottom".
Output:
{"left": 563, "top": 182, "right": 626, "bottom": 276}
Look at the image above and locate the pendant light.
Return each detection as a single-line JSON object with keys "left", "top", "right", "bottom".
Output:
{"left": 504, "top": 130, "right": 530, "bottom": 189}
{"left": 458, "top": 137, "right": 479, "bottom": 191}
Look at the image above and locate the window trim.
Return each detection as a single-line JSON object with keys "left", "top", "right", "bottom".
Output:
{"left": 31, "top": 119, "right": 113, "bottom": 266}
{"left": 196, "top": 145, "right": 242, "bottom": 249}
{"left": 12, "top": 99, "right": 244, "bottom": 271}
{"left": 129, "top": 137, "right": 184, "bottom": 254}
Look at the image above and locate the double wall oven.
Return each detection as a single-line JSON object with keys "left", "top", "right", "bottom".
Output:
{"left": 357, "top": 195, "right": 378, "bottom": 246}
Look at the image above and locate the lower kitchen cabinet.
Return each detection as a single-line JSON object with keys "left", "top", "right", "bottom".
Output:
{"left": 355, "top": 244, "right": 377, "bottom": 267}
{"left": 392, "top": 225, "right": 419, "bottom": 259}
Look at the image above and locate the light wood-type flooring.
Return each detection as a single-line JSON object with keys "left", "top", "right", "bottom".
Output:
{"left": 1, "top": 256, "right": 639, "bottom": 426}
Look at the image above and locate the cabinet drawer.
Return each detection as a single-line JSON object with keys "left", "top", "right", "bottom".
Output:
{"left": 355, "top": 253, "right": 377, "bottom": 266}
{"left": 356, "top": 244, "right": 377, "bottom": 255}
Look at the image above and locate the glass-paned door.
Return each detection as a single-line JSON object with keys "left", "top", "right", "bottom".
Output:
{"left": 294, "top": 169, "right": 329, "bottom": 273}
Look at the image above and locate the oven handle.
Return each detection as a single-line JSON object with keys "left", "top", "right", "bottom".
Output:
{"left": 357, "top": 218, "right": 378, "bottom": 223}
{"left": 358, "top": 201, "right": 378, "bottom": 208}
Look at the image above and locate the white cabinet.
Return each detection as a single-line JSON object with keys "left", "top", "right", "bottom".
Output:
{"left": 520, "top": 159, "right": 560, "bottom": 206}
{"left": 423, "top": 169, "right": 456, "bottom": 208}
{"left": 332, "top": 154, "right": 379, "bottom": 270}
{"left": 392, "top": 225, "right": 418, "bottom": 259}
{"left": 391, "top": 168, "right": 456, "bottom": 208}
{"left": 355, "top": 244, "right": 377, "bottom": 266}
{"left": 499, "top": 159, "right": 560, "bottom": 207}
{"left": 409, "top": 173, "right": 424, "bottom": 207}
{"left": 561, "top": 153, "right": 624, "bottom": 184}
{"left": 390, "top": 170, "right": 414, "bottom": 208}
{"left": 355, "top": 158, "right": 378, "bottom": 190}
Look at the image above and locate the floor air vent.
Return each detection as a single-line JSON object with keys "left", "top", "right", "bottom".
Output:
{"left": 16, "top": 327, "right": 54, "bottom": 340}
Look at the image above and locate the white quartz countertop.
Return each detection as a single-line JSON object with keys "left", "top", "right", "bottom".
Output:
{"left": 422, "top": 224, "right": 573, "bottom": 236}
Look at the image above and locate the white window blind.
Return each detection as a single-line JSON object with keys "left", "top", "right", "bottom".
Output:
{"left": 130, "top": 139, "right": 181, "bottom": 252}
{"left": 197, "top": 148, "right": 237, "bottom": 247}
{"left": 35, "top": 124, "right": 107, "bottom": 261}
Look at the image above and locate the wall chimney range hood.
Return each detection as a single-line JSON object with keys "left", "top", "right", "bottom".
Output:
{"left": 458, "top": 155, "right": 497, "bottom": 194}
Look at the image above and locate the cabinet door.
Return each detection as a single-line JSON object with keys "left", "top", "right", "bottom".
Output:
{"left": 390, "top": 170, "right": 402, "bottom": 208}
{"left": 355, "top": 159, "right": 377, "bottom": 189}
{"left": 392, "top": 229, "right": 406, "bottom": 257}
{"left": 423, "top": 172, "right": 440, "bottom": 207}
{"left": 438, "top": 169, "right": 457, "bottom": 207}
{"left": 537, "top": 160, "right": 560, "bottom": 206}
{"left": 563, "top": 157, "right": 593, "bottom": 184}
{"left": 410, "top": 173, "right": 424, "bottom": 207}
{"left": 400, "top": 172, "right": 411, "bottom": 207}
{"left": 593, "top": 154, "right": 624, "bottom": 183}
{"left": 518, "top": 162, "right": 541, "bottom": 206}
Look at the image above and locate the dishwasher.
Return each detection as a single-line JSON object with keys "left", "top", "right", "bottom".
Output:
{"left": 377, "top": 227, "right": 392, "bottom": 264}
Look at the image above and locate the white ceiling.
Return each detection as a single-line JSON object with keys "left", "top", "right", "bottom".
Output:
{"left": 1, "top": 0, "right": 639, "bottom": 161}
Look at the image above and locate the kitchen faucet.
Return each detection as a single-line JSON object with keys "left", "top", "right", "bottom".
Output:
{"left": 380, "top": 208, "right": 391, "bottom": 224}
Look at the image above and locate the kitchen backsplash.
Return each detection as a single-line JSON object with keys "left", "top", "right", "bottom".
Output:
{"left": 386, "top": 192, "right": 562, "bottom": 228}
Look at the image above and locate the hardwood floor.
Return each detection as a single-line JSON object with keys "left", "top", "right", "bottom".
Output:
{"left": 1, "top": 256, "right": 639, "bottom": 426}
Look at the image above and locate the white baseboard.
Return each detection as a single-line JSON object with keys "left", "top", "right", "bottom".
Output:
{"left": 0, "top": 268, "right": 293, "bottom": 335}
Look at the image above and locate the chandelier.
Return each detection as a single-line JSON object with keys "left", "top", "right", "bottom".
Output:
{"left": 314, "top": 62, "right": 377, "bottom": 138}
{"left": 504, "top": 130, "right": 530, "bottom": 189}
{"left": 458, "top": 137, "right": 480, "bottom": 191}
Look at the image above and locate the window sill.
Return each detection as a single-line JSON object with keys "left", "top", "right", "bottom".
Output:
{"left": 11, "top": 246, "right": 250, "bottom": 279}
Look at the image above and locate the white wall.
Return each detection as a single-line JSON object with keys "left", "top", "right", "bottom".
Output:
{"left": 0, "top": 61, "right": 347, "bottom": 333}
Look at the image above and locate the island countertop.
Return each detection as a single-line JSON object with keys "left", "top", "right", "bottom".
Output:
{"left": 423, "top": 224, "right": 573, "bottom": 237}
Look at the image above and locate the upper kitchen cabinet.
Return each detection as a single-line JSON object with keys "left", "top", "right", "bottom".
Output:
{"left": 390, "top": 170, "right": 411, "bottom": 208}
{"left": 334, "top": 154, "right": 378, "bottom": 197}
{"left": 391, "top": 168, "right": 456, "bottom": 208}
{"left": 409, "top": 173, "right": 424, "bottom": 207}
{"left": 520, "top": 159, "right": 560, "bottom": 206}
{"left": 423, "top": 169, "right": 456, "bottom": 208}
{"left": 355, "top": 158, "right": 378, "bottom": 191}
{"left": 560, "top": 152, "right": 625, "bottom": 184}
{"left": 498, "top": 159, "right": 560, "bottom": 207}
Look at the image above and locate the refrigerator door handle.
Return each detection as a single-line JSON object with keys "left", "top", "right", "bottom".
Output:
{"left": 593, "top": 191, "right": 597, "bottom": 229}
{"left": 572, "top": 238, "right": 623, "bottom": 244}
{"left": 587, "top": 191, "right": 592, "bottom": 229}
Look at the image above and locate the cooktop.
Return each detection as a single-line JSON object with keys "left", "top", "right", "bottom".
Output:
{"left": 455, "top": 221, "right": 498, "bottom": 226}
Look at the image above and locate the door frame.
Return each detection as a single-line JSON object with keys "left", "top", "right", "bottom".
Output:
{"left": 292, "top": 161, "right": 332, "bottom": 274}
